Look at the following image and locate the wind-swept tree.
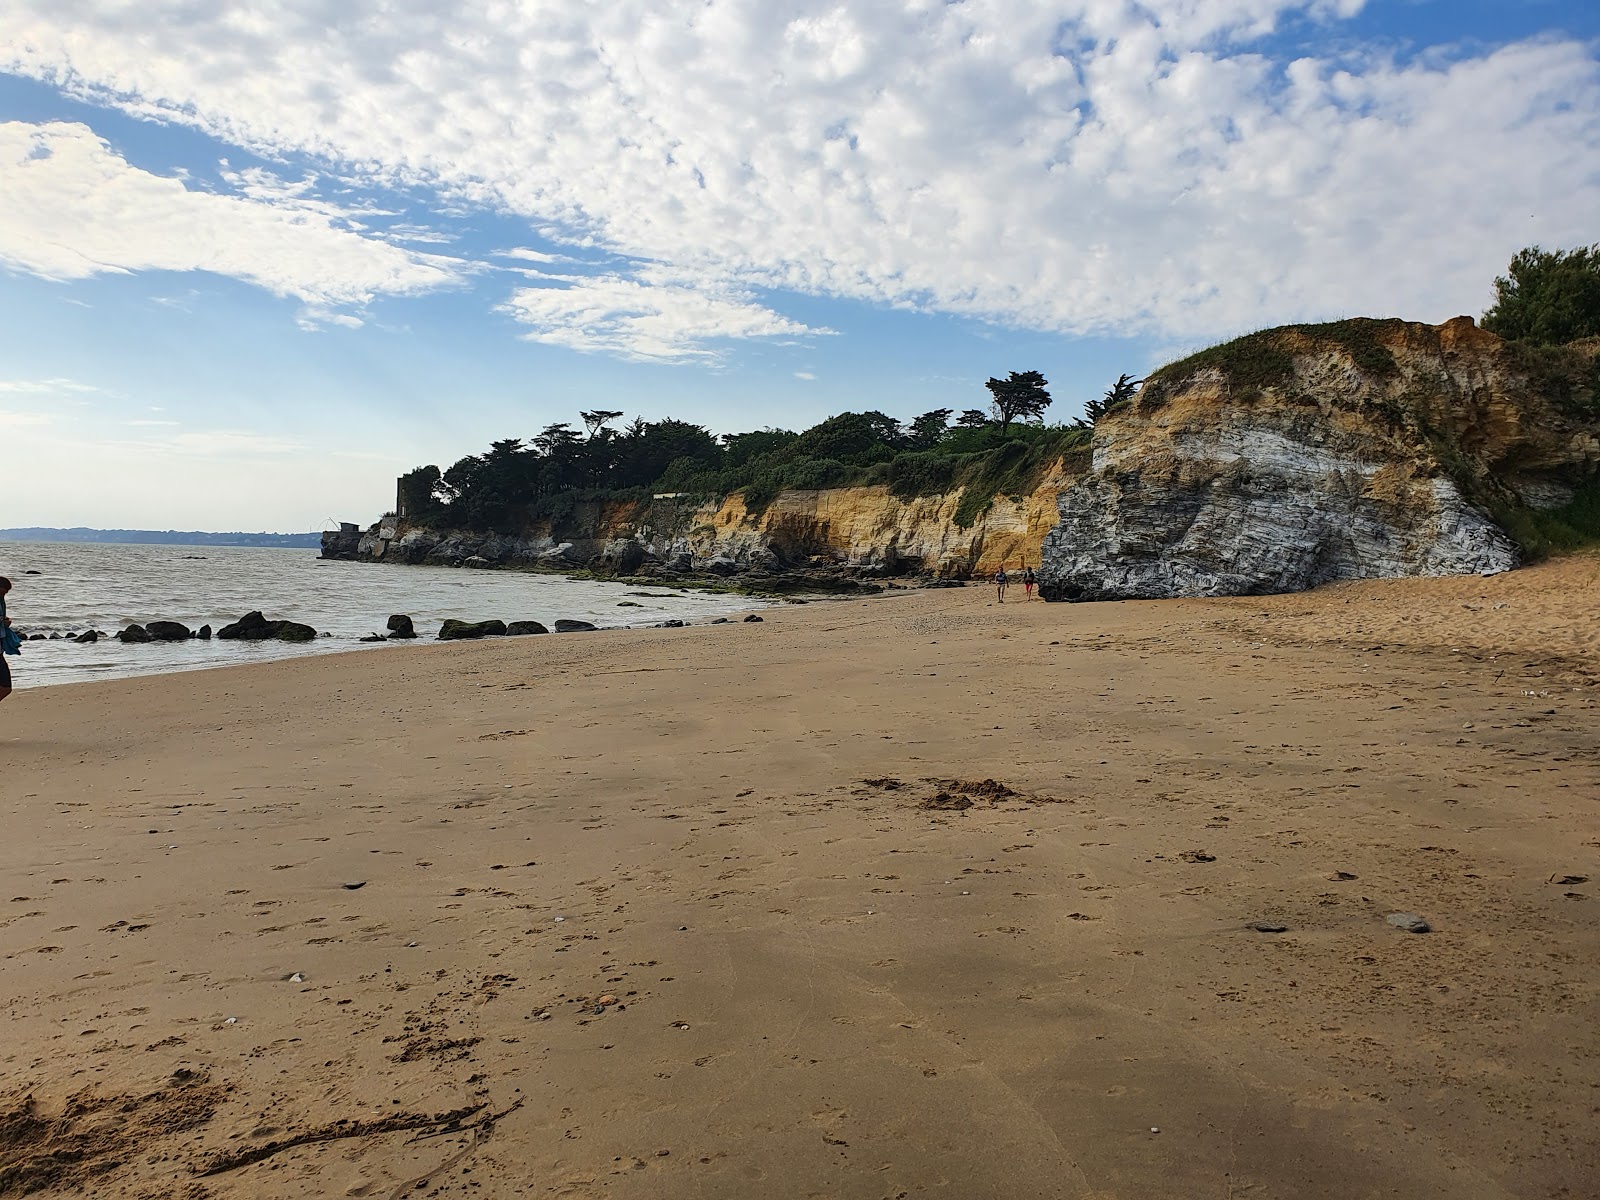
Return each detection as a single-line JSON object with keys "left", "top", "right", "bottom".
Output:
{"left": 581, "top": 409, "right": 624, "bottom": 439}
{"left": 984, "top": 370, "right": 1052, "bottom": 434}
{"left": 1076, "top": 373, "right": 1142, "bottom": 429}
{"left": 956, "top": 409, "right": 990, "bottom": 429}
{"left": 1482, "top": 244, "right": 1600, "bottom": 345}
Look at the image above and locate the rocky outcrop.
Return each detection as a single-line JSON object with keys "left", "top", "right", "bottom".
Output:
{"left": 324, "top": 460, "right": 1082, "bottom": 581}
{"left": 1039, "top": 318, "right": 1600, "bottom": 601}
{"left": 216, "top": 612, "right": 318, "bottom": 642}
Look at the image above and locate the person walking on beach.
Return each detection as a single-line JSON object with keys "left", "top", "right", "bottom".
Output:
{"left": 1022, "top": 565, "right": 1036, "bottom": 601}
{"left": 994, "top": 565, "right": 1009, "bottom": 603}
{"left": 0, "top": 577, "right": 17, "bottom": 704}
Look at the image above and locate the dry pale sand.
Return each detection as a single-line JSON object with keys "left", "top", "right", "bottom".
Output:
{"left": 2, "top": 557, "right": 1597, "bottom": 1200}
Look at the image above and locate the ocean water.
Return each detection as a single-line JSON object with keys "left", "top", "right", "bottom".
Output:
{"left": 0, "top": 541, "right": 767, "bottom": 689}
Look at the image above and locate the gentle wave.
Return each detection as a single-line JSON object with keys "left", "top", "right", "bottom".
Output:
{"left": 0, "top": 541, "right": 766, "bottom": 688}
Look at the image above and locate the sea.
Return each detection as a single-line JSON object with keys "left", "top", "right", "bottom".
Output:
{"left": 0, "top": 541, "right": 766, "bottom": 689}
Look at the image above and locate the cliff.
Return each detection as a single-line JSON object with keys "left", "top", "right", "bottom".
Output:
{"left": 1039, "top": 317, "right": 1600, "bottom": 601}
{"left": 324, "top": 456, "right": 1081, "bottom": 581}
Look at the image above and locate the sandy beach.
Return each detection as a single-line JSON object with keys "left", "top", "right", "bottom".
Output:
{"left": 3, "top": 557, "right": 1597, "bottom": 1200}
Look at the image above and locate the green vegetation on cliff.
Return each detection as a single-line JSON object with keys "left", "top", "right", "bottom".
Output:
{"left": 402, "top": 384, "right": 1091, "bottom": 532}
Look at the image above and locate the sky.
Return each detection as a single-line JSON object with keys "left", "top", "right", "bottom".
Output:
{"left": 2, "top": 1, "right": 1598, "bottom": 532}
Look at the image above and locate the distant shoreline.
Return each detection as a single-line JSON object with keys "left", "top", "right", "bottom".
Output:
{"left": 0, "top": 528, "right": 322, "bottom": 549}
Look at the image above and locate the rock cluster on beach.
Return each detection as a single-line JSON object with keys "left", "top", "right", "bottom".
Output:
{"left": 215, "top": 612, "right": 318, "bottom": 643}
{"left": 116, "top": 621, "right": 213, "bottom": 643}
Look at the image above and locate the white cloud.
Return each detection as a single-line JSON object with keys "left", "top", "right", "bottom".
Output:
{"left": 795, "top": 371, "right": 817, "bottom": 381}
{"left": 0, "top": 121, "right": 466, "bottom": 325}
{"left": 0, "top": 377, "right": 105, "bottom": 395}
{"left": 0, "top": 1, "right": 1597, "bottom": 347}
{"left": 501, "top": 271, "right": 829, "bottom": 362}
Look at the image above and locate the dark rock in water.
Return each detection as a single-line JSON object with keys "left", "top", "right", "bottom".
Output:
{"left": 27, "top": 632, "right": 46, "bottom": 640}
{"left": 145, "top": 620, "right": 193, "bottom": 641}
{"left": 743, "top": 614, "right": 764, "bottom": 623}
{"left": 1247, "top": 921, "right": 1289, "bottom": 933}
{"left": 215, "top": 611, "right": 317, "bottom": 642}
{"left": 658, "top": 619, "right": 685, "bottom": 628}
{"left": 23, "top": 570, "right": 40, "bottom": 575}
{"left": 711, "top": 617, "right": 730, "bottom": 624}
{"left": 438, "top": 618, "right": 508, "bottom": 640}
{"left": 73, "top": 630, "right": 99, "bottom": 644}
{"left": 463, "top": 555, "right": 496, "bottom": 569}
{"left": 554, "top": 619, "right": 598, "bottom": 633}
{"left": 49, "top": 632, "right": 63, "bottom": 640}
{"left": 117, "top": 624, "right": 153, "bottom": 644}
{"left": 386, "top": 614, "right": 417, "bottom": 639}
{"left": 505, "top": 620, "right": 549, "bottom": 636}
{"left": 360, "top": 633, "right": 386, "bottom": 642}
{"left": 1385, "top": 912, "right": 1431, "bottom": 934}
{"left": 216, "top": 611, "right": 272, "bottom": 640}
{"left": 196, "top": 624, "right": 212, "bottom": 640}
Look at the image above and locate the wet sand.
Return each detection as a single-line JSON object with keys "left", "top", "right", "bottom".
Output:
{"left": 3, "top": 556, "right": 1597, "bottom": 1199}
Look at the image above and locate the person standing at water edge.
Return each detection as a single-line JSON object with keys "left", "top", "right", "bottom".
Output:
{"left": 0, "top": 577, "right": 17, "bottom": 703}
{"left": 994, "top": 566, "right": 1009, "bottom": 603}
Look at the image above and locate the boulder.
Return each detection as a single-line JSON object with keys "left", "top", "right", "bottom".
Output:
{"left": 537, "top": 543, "right": 580, "bottom": 566}
{"left": 554, "top": 619, "right": 598, "bottom": 633}
{"left": 463, "top": 555, "right": 497, "bottom": 569}
{"left": 743, "top": 614, "right": 764, "bottom": 623}
{"left": 360, "top": 633, "right": 387, "bottom": 643}
{"left": 385, "top": 614, "right": 417, "bottom": 639}
{"left": 196, "top": 624, "right": 212, "bottom": 640}
{"left": 215, "top": 612, "right": 318, "bottom": 642}
{"left": 73, "top": 630, "right": 99, "bottom": 644}
{"left": 658, "top": 619, "right": 685, "bottom": 628}
{"left": 116, "top": 624, "right": 152, "bottom": 643}
{"left": 437, "top": 619, "right": 508, "bottom": 640}
{"left": 600, "top": 538, "right": 647, "bottom": 575}
{"left": 216, "top": 611, "right": 273, "bottom": 640}
{"left": 705, "top": 556, "right": 740, "bottom": 577}
{"left": 505, "top": 620, "right": 549, "bottom": 636}
{"left": 145, "top": 620, "right": 193, "bottom": 641}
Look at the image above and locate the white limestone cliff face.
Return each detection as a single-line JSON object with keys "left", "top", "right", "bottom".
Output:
{"left": 1039, "top": 317, "right": 1600, "bottom": 601}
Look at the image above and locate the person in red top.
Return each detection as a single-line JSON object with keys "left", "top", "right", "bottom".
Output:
{"left": 1022, "top": 565, "right": 1036, "bottom": 600}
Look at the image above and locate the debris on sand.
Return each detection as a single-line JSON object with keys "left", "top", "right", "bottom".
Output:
{"left": 1385, "top": 912, "right": 1431, "bottom": 933}
{"left": 0, "top": 1071, "right": 227, "bottom": 1195}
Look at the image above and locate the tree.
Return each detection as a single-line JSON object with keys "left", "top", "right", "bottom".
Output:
{"left": 618, "top": 418, "right": 722, "bottom": 486}
{"left": 1482, "top": 244, "right": 1600, "bottom": 345}
{"left": 984, "top": 370, "right": 1052, "bottom": 433}
{"left": 581, "top": 409, "right": 624, "bottom": 439}
{"left": 906, "top": 408, "right": 952, "bottom": 450}
{"left": 956, "top": 409, "right": 990, "bottom": 429}
{"left": 1076, "top": 373, "right": 1142, "bottom": 429}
